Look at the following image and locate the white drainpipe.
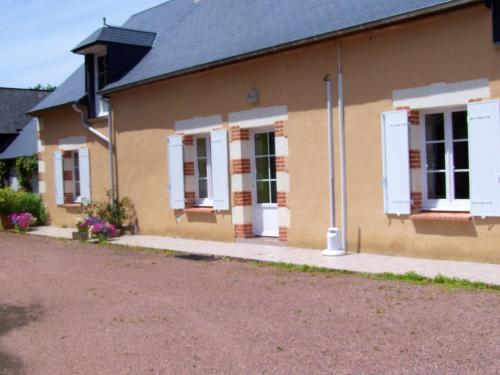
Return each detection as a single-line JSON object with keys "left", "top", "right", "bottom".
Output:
{"left": 322, "top": 42, "right": 347, "bottom": 256}
{"left": 72, "top": 104, "right": 110, "bottom": 143}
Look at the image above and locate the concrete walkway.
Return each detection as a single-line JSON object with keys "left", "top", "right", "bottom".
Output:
{"left": 29, "top": 226, "right": 500, "bottom": 286}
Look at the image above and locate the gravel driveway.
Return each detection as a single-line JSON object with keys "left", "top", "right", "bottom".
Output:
{"left": 0, "top": 232, "right": 499, "bottom": 375}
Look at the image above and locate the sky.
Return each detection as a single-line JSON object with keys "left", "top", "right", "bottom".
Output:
{"left": 0, "top": 0, "right": 168, "bottom": 89}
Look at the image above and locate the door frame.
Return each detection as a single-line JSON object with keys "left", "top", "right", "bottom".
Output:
{"left": 250, "top": 126, "right": 278, "bottom": 237}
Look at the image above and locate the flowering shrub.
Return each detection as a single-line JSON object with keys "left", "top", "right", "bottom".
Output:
{"left": 75, "top": 215, "right": 116, "bottom": 243}
{"left": 9, "top": 212, "right": 36, "bottom": 232}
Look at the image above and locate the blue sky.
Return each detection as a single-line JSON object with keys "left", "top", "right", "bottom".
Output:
{"left": 0, "top": 0, "right": 167, "bottom": 89}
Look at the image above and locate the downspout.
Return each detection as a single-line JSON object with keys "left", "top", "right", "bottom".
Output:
{"left": 322, "top": 75, "right": 343, "bottom": 256}
{"left": 337, "top": 41, "right": 348, "bottom": 253}
{"left": 102, "top": 98, "right": 116, "bottom": 202}
{"left": 72, "top": 103, "right": 115, "bottom": 201}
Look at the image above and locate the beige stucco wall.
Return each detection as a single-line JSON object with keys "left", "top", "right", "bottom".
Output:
{"left": 40, "top": 4, "right": 500, "bottom": 263}
{"left": 38, "top": 108, "right": 110, "bottom": 227}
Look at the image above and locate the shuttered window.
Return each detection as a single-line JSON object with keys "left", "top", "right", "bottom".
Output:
{"left": 381, "top": 110, "right": 411, "bottom": 215}
{"left": 167, "top": 135, "right": 185, "bottom": 209}
{"left": 54, "top": 151, "right": 64, "bottom": 205}
{"left": 210, "top": 130, "right": 229, "bottom": 211}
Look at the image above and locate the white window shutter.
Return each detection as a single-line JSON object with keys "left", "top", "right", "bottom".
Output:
{"left": 467, "top": 100, "right": 500, "bottom": 217}
{"left": 167, "top": 135, "right": 185, "bottom": 209}
{"left": 53, "top": 151, "right": 64, "bottom": 205}
{"left": 381, "top": 110, "right": 411, "bottom": 215}
{"left": 78, "top": 148, "right": 91, "bottom": 203}
{"left": 210, "top": 130, "right": 230, "bottom": 210}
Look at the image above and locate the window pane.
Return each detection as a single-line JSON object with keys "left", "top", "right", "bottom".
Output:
{"left": 425, "top": 113, "right": 444, "bottom": 141}
{"left": 198, "top": 179, "right": 208, "bottom": 199}
{"left": 197, "top": 138, "right": 206, "bottom": 158}
{"left": 427, "top": 172, "right": 446, "bottom": 199}
{"left": 270, "top": 181, "right": 277, "bottom": 204}
{"left": 426, "top": 143, "right": 445, "bottom": 170}
{"left": 257, "top": 181, "right": 270, "bottom": 203}
{"left": 198, "top": 159, "right": 207, "bottom": 178}
{"left": 454, "top": 172, "right": 470, "bottom": 199}
{"left": 256, "top": 157, "right": 269, "bottom": 180}
{"left": 255, "top": 133, "right": 268, "bottom": 156}
{"left": 269, "top": 132, "right": 275, "bottom": 155}
{"left": 270, "top": 157, "right": 276, "bottom": 179}
{"left": 453, "top": 141, "right": 469, "bottom": 170}
{"left": 452, "top": 111, "right": 468, "bottom": 140}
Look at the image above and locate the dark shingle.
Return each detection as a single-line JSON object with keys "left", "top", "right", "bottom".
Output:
{"left": 0, "top": 88, "right": 50, "bottom": 133}
{"left": 72, "top": 26, "right": 157, "bottom": 53}
{"left": 30, "top": 0, "right": 464, "bottom": 114}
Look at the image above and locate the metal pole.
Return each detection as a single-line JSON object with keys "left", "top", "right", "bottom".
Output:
{"left": 338, "top": 42, "right": 348, "bottom": 253}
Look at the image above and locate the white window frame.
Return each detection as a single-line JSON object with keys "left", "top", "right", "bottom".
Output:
{"left": 94, "top": 52, "right": 108, "bottom": 117}
{"left": 420, "top": 107, "right": 470, "bottom": 212}
{"left": 194, "top": 134, "right": 213, "bottom": 206}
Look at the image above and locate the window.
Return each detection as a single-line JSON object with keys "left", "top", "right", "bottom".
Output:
{"left": 422, "top": 109, "right": 470, "bottom": 211}
{"left": 73, "top": 151, "right": 81, "bottom": 199}
{"left": 94, "top": 53, "right": 108, "bottom": 117}
{"left": 194, "top": 135, "right": 212, "bottom": 206}
{"left": 254, "top": 132, "right": 277, "bottom": 204}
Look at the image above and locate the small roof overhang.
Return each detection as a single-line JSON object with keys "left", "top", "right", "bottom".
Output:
{"left": 72, "top": 25, "right": 157, "bottom": 54}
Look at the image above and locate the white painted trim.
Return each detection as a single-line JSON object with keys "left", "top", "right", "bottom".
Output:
{"left": 275, "top": 136, "right": 288, "bottom": 157}
{"left": 175, "top": 115, "right": 223, "bottom": 135}
{"left": 229, "top": 140, "right": 251, "bottom": 160}
{"left": 277, "top": 172, "right": 290, "bottom": 193}
{"left": 232, "top": 206, "right": 253, "bottom": 225}
{"left": 38, "top": 181, "right": 46, "bottom": 194}
{"left": 231, "top": 174, "right": 251, "bottom": 192}
{"left": 194, "top": 134, "right": 213, "bottom": 206}
{"left": 58, "top": 136, "right": 87, "bottom": 151}
{"left": 38, "top": 161, "right": 46, "bottom": 174}
{"left": 278, "top": 207, "right": 291, "bottom": 228}
{"left": 393, "top": 79, "right": 490, "bottom": 110}
{"left": 37, "top": 140, "right": 45, "bottom": 153}
{"left": 228, "top": 105, "right": 288, "bottom": 129}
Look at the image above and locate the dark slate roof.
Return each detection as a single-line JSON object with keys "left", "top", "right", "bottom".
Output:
{"left": 0, "top": 88, "right": 50, "bottom": 133}
{"left": 72, "top": 26, "right": 157, "bottom": 53}
{"left": 30, "top": 0, "right": 469, "bottom": 113}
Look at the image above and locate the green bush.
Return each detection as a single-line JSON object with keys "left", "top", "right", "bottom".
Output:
{"left": 0, "top": 188, "right": 47, "bottom": 225}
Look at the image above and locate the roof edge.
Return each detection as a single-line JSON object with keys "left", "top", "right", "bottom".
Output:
{"left": 27, "top": 100, "right": 79, "bottom": 116}
{"left": 101, "top": 0, "right": 481, "bottom": 96}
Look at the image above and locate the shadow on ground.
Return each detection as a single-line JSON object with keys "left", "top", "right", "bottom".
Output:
{"left": 0, "top": 303, "right": 43, "bottom": 375}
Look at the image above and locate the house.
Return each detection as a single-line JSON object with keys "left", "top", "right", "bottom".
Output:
{"left": 0, "top": 88, "right": 51, "bottom": 190}
{"left": 29, "top": 0, "right": 500, "bottom": 263}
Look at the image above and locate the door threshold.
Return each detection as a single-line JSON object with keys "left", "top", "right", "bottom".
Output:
{"left": 236, "top": 236, "right": 286, "bottom": 247}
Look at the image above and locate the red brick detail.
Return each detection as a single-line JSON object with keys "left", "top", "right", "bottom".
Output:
{"left": 235, "top": 224, "right": 253, "bottom": 239}
{"left": 395, "top": 107, "right": 419, "bottom": 125}
{"left": 277, "top": 192, "right": 287, "bottom": 208}
{"left": 184, "top": 162, "right": 195, "bottom": 176}
{"left": 409, "top": 150, "right": 421, "bottom": 169}
{"left": 279, "top": 227, "right": 288, "bottom": 242}
{"left": 37, "top": 132, "right": 41, "bottom": 140}
{"left": 63, "top": 171, "right": 73, "bottom": 181}
{"left": 276, "top": 157, "right": 286, "bottom": 172}
{"left": 230, "top": 126, "right": 249, "bottom": 142}
{"left": 275, "top": 121, "right": 285, "bottom": 137}
{"left": 185, "top": 192, "right": 196, "bottom": 208}
{"left": 38, "top": 173, "right": 44, "bottom": 182}
{"left": 232, "top": 159, "right": 251, "bottom": 174}
{"left": 468, "top": 98, "right": 486, "bottom": 103}
{"left": 63, "top": 151, "right": 72, "bottom": 159}
{"left": 183, "top": 135, "right": 194, "bottom": 146}
{"left": 234, "top": 191, "right": 252, "bottom": 206}
{"left": 37, "top": 153, "right": 42, "bottom": 161}
{"left": 410, "top": 212, "right": 472, "bottom": 222}
{"left": 408, "top": 110, "right": 420, "bottom": 126}
{"left": 411, "top": 192, "right": 422, "bottom": 212}
{"left": 64, "top": 193, "right": 74, "bottom": 204}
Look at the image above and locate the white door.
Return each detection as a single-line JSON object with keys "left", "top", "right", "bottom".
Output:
{"left": 252, "top": 130, "right": 279, "bottom": 237}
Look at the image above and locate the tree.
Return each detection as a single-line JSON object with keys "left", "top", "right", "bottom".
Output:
{"left": 30, "top": 84, "right": 56, "bottom": 91}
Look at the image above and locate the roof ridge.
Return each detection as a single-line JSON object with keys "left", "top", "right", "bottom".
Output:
{"left": 104, "top": 25, "right": 158, "bottom": 35}
{"left": 128, "top": 0, "right": 176, "bottom": 19}
{"left": 0, "top": 87, "right": 52, "bottom": 92}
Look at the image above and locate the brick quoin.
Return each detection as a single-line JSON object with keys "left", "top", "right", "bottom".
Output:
{"left": 411, "top": 192, "right": 422, "bottom": 212}
{"left": 277, "top": 192, "right": 287, "bottom": 208}
{"left": 63, "top": 171, "right": 73, "bottom": 181}
{"left": 279, "top": 227, "right": 288, "bottom": 242}
{"left": 185, "top": 192, "right": 196, "bottom": 208}
{"left": 37, "top": 153, "right": 42, "bottom": 161}
{"left": 183, "top": 162, "right": 195, "bottom": 176}
{"left": 395, "top": 107, "right": 419, "bottom": 125}
{"left": 64, "top": 193, "right": 73, "bottom": 204}
{"left": 276, "top": 157, "right": 286, "bottom": 172}
{"left": 409, "top": 150, "right": 421, "bottom": 169}
{"left": 232, "top": 159, "right": 251, "bottom": 174}
{"left": 234, "top": 224, "right": 253, "bottom": 239}
{"left": 275, "top": 121, "right": 285, "bottom": 137}
{"left": 183, "top": 135, "right": 194, "bottom": 146}
{"left": 234, "top": 191, "right": 252, "bottom": 206}
{"left": 230, "top": 126, "right": 250, "bottom": 142}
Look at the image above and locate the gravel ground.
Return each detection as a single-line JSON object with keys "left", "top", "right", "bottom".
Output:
{"left": 0, "top": 233, "right": 499, "bottom": 375}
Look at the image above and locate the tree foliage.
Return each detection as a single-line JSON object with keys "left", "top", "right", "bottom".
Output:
{"left": 15, "top": 155, "right": 38, "bottom": 192}
{"left": 30, "top": 84, "right": 56, "bottom": 91}
{"left": 0, "top": 161, "right": 7, "bottom": 188}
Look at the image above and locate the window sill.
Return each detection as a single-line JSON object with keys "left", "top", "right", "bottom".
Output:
{"left": 182, "top": 207, "right": 215, "bottom": 214}
{"left": 60, "top": 203, "right": 82, "bottom": 209}
{"left": 410, "top": 211, "right": 472, "bottom": 222}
